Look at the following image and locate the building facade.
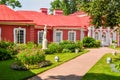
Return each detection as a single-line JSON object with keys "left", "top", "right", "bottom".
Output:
{"left": 0, "top": 5, "right": 118, "bottom": 46}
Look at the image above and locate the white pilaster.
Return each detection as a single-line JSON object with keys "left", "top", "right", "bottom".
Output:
{"left": 88, "top": 27, "right": 91, "bottom": 37}
{"left": 113, "top": 31, "right": 116, "bottom": 41}
{"left": 100, "top": 27, "right": 102, "bottom": 40}
{"left": 80, "top": 28, "right": 84, "bottom": 40}
{"left": 92, "top": 26, "right": 95, "bottom": 38}
{"left": 53, "top": 29, "right": 56, "bottom": 42}
{"left": 107, "top": 27, "right": 110, "bottom": 45}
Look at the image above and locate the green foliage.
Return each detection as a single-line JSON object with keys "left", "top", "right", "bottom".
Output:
{"left": 83, "top": 37, "right": 96, "bottom": 48}
{"left": 79, "top": 0, "right": 120, "bottom": 28}
{"left": 27, "top": 42, "right": 37, "bottom": 49}
{"left": 95, "top": 40, "right": 101, "bottom": 48}
{"left": 83, "top": 37, "right": 100, "bottom": 48}
{"left": 0, "top": 0, "right": 22, "bottom": 8}
{"left": 115, "top": 63, "right": 120, "bottom": 71}
{"left": 45, "top": 43, "right": 62, "bottom": 54}
{"left": 62, "top": 49, "right": 71, "bottom": 53}
{"left": 59, "top": 40, "right": 82, "bottom": 52}
{"left": 14, "top": 42, "right": 37, "bottom": 53}
{"left": 50, "top": 0, "right": 78, "bottom": 15}
{"left": 0, "top": 41, "right": 16, "bottom": 60}
{"left": 0, "top": 48, "right": 12, "bottom": 60}
{"left": 45, "top": 40, "right": 83, "bottom": 54}
{"left": 16, "top": 48, "right": 45, "bottom": 65}
{"left": 75, "top": 40, "right": 83, "bottom": 51}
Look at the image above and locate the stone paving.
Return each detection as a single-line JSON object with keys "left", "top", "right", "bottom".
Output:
{"left": 28, "top": 47, "right": 117, "bottom": 80}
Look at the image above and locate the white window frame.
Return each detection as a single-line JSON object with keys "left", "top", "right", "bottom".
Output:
{"left": 38, "top": 31, "right": 44, "bottom": 44}
{"left": 55, "top": 31, "right": 63, "bottom": 43}
{"left": 68, "top": 31, "right": 76, "bottom": 42}
{"left": 14, "top": 28, "right": 26, "bottom": 44}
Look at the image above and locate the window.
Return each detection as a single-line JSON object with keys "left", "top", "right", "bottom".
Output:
{"left": 95, "top": 32, "right": 99, "bottom": 40}
{"left": 68, "top": 31, "right": 76, "bottom": 42}
{"left": 55, "top": 31, "right": 62, "bottom": 42}
{"left": 14, "top": 28, "right": 26, "bottom": 44}
{"left": 38, "top": 31, "right": 43, "bottom": 44}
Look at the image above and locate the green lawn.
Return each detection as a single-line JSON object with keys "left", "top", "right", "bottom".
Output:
{"left": 82, "top": 53, "right": 120, "bottom": 80}
{"left": 0, "top": 50, "right": 88, "bottom": 80}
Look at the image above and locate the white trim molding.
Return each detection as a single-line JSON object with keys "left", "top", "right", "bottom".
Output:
{"left": 14, "top": 27, "right": 26, "bottom": 44}
{"left": 68, "top": 30, "right": 76, "bottom": 42}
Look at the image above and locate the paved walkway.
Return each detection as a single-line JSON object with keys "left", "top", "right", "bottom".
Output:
{"left": 28, "top": 47, "right": 117, "bottom": 80}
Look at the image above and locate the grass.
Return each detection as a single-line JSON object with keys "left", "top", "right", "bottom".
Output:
{"left": 0, "top": 50, "right": 88, "bottom": 80}
{"left": 82, "top": 53, "right": 120, "bottom": 80}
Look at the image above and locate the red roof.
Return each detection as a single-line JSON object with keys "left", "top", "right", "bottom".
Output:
{"left": 0, "top": 5, "right": 33, "bottom": 23}
{"left": 17, "top": 11, "right": 91, "bottom": 28}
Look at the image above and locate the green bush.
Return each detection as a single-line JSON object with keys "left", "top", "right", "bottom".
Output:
{"left": 95, "top": 40, "right": 101, "bottom": 48}
{"left": 62, "top": 49, "right": 71, "bottom": 53}
{"left": 27, "top": 42, "right": 37, "bottom": 49}
{"left": 0, "top": 41, "right": 16, "bottom": 60}
{"left": 45, "top": 43, "right": 62, "bottom": 54}
{"left": 83, "top": 37, "right": 96, "bottom": 48}
{"left": 75, "top": 41, "right": 83, "bottom": 51}
{"left": 16, "top": 48, "right": 45, "bottom": 65}
{"left": 59, "top": 41, "right": 77, "bottom": 52}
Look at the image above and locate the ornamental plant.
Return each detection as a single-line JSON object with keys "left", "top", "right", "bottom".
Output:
{"left": 0, "top": 41, "right": 16, "bottom": 60}
{"left": 16, "top": 48, "right": 45, "bottom": 65}
{"left": 83, "top": 37, "right": 101, "bottom": 48}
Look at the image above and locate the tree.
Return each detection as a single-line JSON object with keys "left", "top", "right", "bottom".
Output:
{"left": 0, "top": 0, "right": 21, "bottom": 9}
{"left": 79, "top": 0, "right": 120, "bottom": 28}
{"left": 50, "top": 0, "right": 78, "bottom": 15}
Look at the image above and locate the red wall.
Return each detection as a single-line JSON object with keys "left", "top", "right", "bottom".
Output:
{"left": 60, "top": 29, "right": 81, "bottom": 41}
{"left": 0, "top": 25, "right": 34, "bottom": 43}
{"left": 0, "top": 25, "right": 86, "bottom": 43}
{"left": 34, "top": 29, "right": 53, "bottom": 44}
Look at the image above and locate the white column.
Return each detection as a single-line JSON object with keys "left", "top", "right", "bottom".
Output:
{"left": 53, "top": 29, "right": 56, "bottom": 42}
{"left": 80, "top": 28, "right": 84, "bottom": 40}
{"left": 107, "top": 27, "right": 110, "bottom": 45}
{"left": 92, "top": 26, "right": 95, "bottom": 38}
{"left": 100, "top": 27, "right": 102, "bottom": 40}
{"left": 113, "top": 31, "right": 116, "bottom": 41}
{"left": 88, "top": 27, "right": 91, "bottom": 37}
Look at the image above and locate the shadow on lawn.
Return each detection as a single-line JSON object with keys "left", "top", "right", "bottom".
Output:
{"left": 27, "top": 74, "right": 82, "bottom": 80}
{"left": 82, "top": 73, "right": 120, "bottom": 80}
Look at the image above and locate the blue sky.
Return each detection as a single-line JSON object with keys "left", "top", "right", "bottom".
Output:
{"left": 15, "top": 0, "right": 53, "bottom": 11}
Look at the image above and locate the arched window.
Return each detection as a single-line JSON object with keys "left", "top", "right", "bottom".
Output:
{"left": 102, "top": 32, "right": 106, "bottom": 42}
{"left": 95, "top": 32, "right": 99, "bottom": 40}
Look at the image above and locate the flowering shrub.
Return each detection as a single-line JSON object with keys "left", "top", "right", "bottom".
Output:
{"left": 16, "top": 48, "right": 45, "bottom": 65}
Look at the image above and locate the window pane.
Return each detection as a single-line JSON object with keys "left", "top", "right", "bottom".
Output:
{"left": 39, "top": 32, "right": 43, "bottom": 44}
{"left": 56, "top": 32, "right": 61, "bottom": 42}
{"left": 15, "top": 29, "right": 25, "bottom": 43}
{"left": 69, "top": 32, "right": 75, "bottom": 41}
